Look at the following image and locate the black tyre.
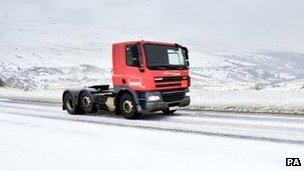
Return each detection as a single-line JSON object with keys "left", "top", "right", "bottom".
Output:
{"left": 162, "top": 109, "right": 176, "bottom": 115}
{"left": 63, "top": 93, "right": 83, "bottom": 115}
{"left": 79, "top": 91, "right": 97, "bottom": 114}
{"left": 119, "top": 93, "right": 140, "bottom": 119}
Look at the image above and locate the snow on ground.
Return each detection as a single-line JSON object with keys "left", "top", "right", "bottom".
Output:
{"left": 1, "top": 87, "right": 304, "bottom": 115}
{"left": 191, "top": 88, "right": 304, "bottom": 114}
{"left": 0, "top": 87, "right": 62, "bottom": 103}
{"left": 0, "top": 113, "right": 297, "bottom": 171}
{"left": 0, "top": 100, "right": 303, "bottom": 171}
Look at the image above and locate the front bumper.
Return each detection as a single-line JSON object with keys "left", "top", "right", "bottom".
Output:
{"left": 138, "top": 89, "right": 190, "bottom": 113}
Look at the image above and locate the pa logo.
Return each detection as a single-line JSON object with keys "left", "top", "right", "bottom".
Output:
{"left": 286, "top": 158, "right": 301, "bottom": 166}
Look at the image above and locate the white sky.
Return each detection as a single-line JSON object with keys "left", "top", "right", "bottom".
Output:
{"left": 0, "top": 0, "right": 303, "bottom": 52}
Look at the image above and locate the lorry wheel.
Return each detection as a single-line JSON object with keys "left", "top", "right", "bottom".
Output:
{"left": 63, "top": 93, "right": 83, "bottom": 115}
{"left": 79, "top": 91, "right": 97, "bottom": 114}
{"left": 162, "top": 109, "right": 176, "bottom": 115}
{"left": 119, "top": 93, "right": 140, "bottom": 119}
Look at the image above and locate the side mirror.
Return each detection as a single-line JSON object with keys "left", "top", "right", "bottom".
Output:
{"left": 133, "top": 44, "right": 145, "bottom": 72}
{"left": 131, "top": 45, "right": 139, "bottom": 59}
{"left": 129, "top": 45, "right": 141, "bottom": 67}
{"left": 133, "top": 58, "right": 140, "bottom": 66}
{"left": 133, "top": 58, "right": 144, "bottom": 72}
{"left": 182, "top": 47, "right": 189, "bottom": 66}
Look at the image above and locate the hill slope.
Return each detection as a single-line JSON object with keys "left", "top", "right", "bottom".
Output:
{"left": 1, "top": 22, "right": 304, "bottom": 90}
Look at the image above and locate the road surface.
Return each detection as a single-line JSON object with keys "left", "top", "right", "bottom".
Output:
{"left": 0, "top": 98, "right": 303, "bottom": 171}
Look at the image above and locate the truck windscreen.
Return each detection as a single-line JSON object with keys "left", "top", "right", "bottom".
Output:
{"left": 144, "top": 44, "right": 188, "bottom": 70}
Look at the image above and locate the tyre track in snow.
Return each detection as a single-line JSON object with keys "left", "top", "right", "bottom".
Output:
{"left": 0, "top": 99, "right": 304, "bottom": 145}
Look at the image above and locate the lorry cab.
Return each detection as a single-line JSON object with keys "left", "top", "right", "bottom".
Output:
{"left": 112, "top": 40, "right": 190, "bottom": 115}
{"left": 112, "top": 40, "right": 190, "bottom": 91}
{"left": 62, "top": 40, "right": 190, "bottom": 119}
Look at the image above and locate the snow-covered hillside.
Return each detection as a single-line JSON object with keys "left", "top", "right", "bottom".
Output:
{"left": 1, "top": 22, "right": 304, "bottom": 90}
{"left": 0, "top": 22, "right": 114, "bottom": 89}
{"left": 191, "top": 47, "right": 304, "bottom": 90}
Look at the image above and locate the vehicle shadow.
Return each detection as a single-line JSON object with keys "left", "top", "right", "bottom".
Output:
{"left": 139, "top": 112, "right": 179, "bottom": 120}
{"left": 86, "top": 110, "right": 180, "bottom": 121}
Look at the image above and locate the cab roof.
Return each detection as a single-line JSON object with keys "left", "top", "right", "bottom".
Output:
{"left": 112, "top": 40, "right": 178, "bottom": 46}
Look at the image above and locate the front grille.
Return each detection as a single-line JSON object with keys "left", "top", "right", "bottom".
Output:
{"left": 161, "top": 91, "right": 185, "bottom": 102}
{"left": 154, "top": 76, "right": 186, "bottom": 90}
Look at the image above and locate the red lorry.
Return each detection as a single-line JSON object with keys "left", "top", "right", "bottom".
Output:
{"left": 62, "top": 40, "right": 190, "bottom": 119}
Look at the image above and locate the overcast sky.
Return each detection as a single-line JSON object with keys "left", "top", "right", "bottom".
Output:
{"left": 1, "top": 0, "right": 303, "bottom": 52}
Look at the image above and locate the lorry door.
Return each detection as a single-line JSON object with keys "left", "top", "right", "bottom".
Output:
{"left": 122, "top": 44, "right": 146, "bottom": 91}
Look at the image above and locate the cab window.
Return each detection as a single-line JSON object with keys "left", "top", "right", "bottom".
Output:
{"left": 126, "top": 45, "right": 140, "bottom": 67}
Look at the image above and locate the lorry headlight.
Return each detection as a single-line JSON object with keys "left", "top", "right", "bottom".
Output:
{"left": 185, "top": 92, "right": 190, "bottom": 97}
{"left": 154, "top": 77, "right": 163, "bottom": 81}
{"left": 148, "top": 95, "right": 160, "bottom": 101}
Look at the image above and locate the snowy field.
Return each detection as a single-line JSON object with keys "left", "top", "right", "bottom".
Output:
{"left": 1, "top": 99, "right": 304, "bottom": 171}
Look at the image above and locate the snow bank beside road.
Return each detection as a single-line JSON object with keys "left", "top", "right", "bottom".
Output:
{"left": 1, "top": 87, "right": 304, "bottom": 115}
{"left": 0, "top": 88, "right": 62, "bottom": 103}
{"left": 191, "top": 88, "right": 304, "bottom": 114}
